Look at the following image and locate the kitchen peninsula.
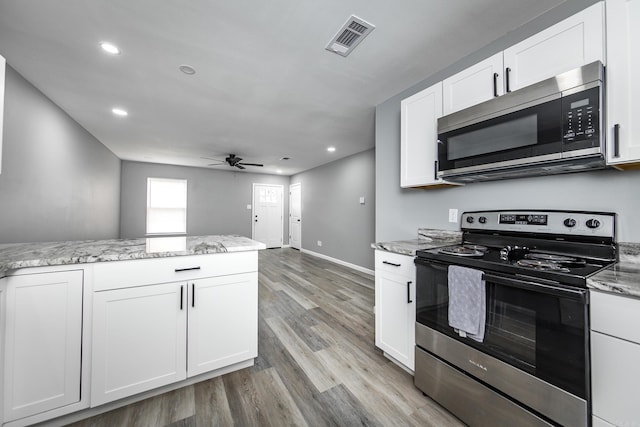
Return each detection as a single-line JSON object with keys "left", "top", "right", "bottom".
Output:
{"left": 0, "top": 235, "right": 265, "bottom": 427}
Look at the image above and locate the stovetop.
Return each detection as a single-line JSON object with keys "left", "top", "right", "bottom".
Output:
{"left": 415, "top": 210, "right": 618, "bottom": 287}
{"left": 417, "top": 244, "right": 612, "bottom": 287}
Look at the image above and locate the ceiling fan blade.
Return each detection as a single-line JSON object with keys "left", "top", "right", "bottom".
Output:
{"left": 201, "top": 156, "right": 223, "bottom": 161}
{"left": 207, "top": 163, "right": 225, "bottom": 166}
{"left": 239, "top": 162, "right": 263, "bottom": 167}
{"left": 236, "top": 164, "right": 246, "bottom": 170}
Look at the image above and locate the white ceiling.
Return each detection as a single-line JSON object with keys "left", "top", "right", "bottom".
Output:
{"left": 0, "top": 0, "right": 565, "bottom": 175}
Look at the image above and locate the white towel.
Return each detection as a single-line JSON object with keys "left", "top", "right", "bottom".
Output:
{"left": 448, "top": 265, "right": 486, "bottom": 342}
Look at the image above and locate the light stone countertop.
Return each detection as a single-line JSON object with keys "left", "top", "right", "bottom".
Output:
{"left": 587, "top": 242, "right": 640, "bottom": 299}
{"left": 0, "top": 235, "right": 266, "bottom": 276}
{"left": 371, "top": 229, "right": 462, "bottom": 256}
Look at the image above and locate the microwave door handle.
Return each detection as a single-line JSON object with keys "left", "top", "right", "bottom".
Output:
{"left": 483, "top": 273, "right": 587, "bottom": 301}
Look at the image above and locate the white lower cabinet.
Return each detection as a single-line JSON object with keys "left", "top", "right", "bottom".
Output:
{"left": 3, "top": 270, "right": 84, "bottom": 423}
{"left": 590, "top": 290, "right": 640, "bottom": 427}
{"left": 188, "top": 273, "right": 258, "bottom": 377}
{"left": 374, "top": 250, "right": 416, "bottom": 371}
{"left": 91, "top": 282, "right": 187, "bottom": 406}
{"left": 91, "top": 258, "right": 258, "bottom": 407}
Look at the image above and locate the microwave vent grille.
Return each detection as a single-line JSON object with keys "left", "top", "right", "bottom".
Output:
{"left": 325, "top": 15, "right": 375, "bottom": 57}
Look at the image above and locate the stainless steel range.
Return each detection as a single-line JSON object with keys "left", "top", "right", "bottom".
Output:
{"left": 414, "top": 210, "right": 616, "bottom": 427}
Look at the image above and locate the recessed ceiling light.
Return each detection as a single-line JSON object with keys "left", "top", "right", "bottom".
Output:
{"left": 179, "top": 64, "right": 196, "bottom": 75}
{"left": 327, "top": 146, "right": 336, "bottom": 153}
{"left": 100, "top": 42, "right": 121, "bottom": 55}
{"left": 111, "top": 107, "right": 128, "bottom": 117}
{"left": 280, "top": 156, "right": 291, "bottom": 161}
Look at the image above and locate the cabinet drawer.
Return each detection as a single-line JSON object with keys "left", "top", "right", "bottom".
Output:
{"left": 590, "top": 290, "right": 640, "bottom": 344}
{"left": 93, "top": 251, "right": 257, "bottom": 291}
{"left": 375, "top": 250, "right": 415, "bottom": 278}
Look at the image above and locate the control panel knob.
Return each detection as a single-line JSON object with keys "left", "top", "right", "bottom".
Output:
{"left": 466, "top": 216, "right": 474, "bottom": 224}
{"left": 563, "top": 218, "right": 576, "bottom": 228}
{"left": 586, "top": 218, "right": 601, "bottom": 229}
{"left": 479, "top": 216, "right": 487, "bottom": 224}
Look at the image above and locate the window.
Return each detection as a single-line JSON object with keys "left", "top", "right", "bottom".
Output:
{"left": 146, "top": 178, "right": 187, "bottom": 235}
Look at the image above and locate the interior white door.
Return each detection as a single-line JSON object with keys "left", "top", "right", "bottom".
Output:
{"left": 289, "top": 183, "right": 301, "bottom": 250}
{"left": 252, "top": 184, "right": 283, "bottom": 248}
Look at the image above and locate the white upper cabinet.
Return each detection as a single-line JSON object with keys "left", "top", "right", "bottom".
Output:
{"left": 441, "top": 3, "right": 604, "bottom": 117}
{"left": 401, "top": 81, "right": 458, "bottom": 188}
{"left": 0, "top": 54, "right": 5, "bottom": 175}
{"left": 503, "top": 2, "right": 605, "bottom": 92}
{"left": 606, "top": 0, "right": 640, "bottom": 166}
{"left": 443, "top": 53, "right": 504, "bottom": 115}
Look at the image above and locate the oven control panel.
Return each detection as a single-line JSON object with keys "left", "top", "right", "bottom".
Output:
{"left": 461, "top": 210, "right": 615, "bottom": 238}
{"left": 499, "top": 214, "right": 548, "bottom": 225}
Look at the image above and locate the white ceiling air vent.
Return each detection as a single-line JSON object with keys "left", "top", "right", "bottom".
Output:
{"left": 325, "top": 15, "right": 375, "bottom": 57}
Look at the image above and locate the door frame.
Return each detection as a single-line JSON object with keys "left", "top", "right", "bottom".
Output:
{"left": 251, "top": 183, "right": 284, "bottom": 248}
{"left": 289, "top": 182, "right": 302, "bottom": 250}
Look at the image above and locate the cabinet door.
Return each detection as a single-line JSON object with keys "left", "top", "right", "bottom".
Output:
{"left": 0, "top": 54, "right": 5, "bottom": 175}
{"left": 3, "top": 270, "right": 83, "bottom": 422}
{"left": 401, "top": 81, "right": 450, "bottom": 188}
{"left": 606, "top": 0, "right": 640, "bottom": 165}
{"left": 91, "top": 282, "right": 187, "bottom": 406}
{"left": 443, "top": 53, "right": 504, "bottom": 115}
{"left": 187, "top": 273, "right": 258, "bottom": 377}
{"left": 503, "top": 2, "right": 604, "bottom": 92}
{"left": 591, "top": 331, "right": 640, "bottom": 426}
{"left": 375, "top": 266, "right": 415, "bottom": 371}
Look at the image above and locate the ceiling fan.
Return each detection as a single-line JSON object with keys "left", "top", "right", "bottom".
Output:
{"left": 202, "top": 154, "right": 263, "bottom": 170}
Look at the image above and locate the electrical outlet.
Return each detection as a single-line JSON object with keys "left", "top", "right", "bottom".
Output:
{"left": 448, "top": 209, "right": 458, "bottom": 223}
{"left": 246, "top": 204, "right": 252, "bottom": 210}
{"left": 317, "top": 240, "right": 322, "bottom": 247}
{"left": 359, "top": 196, "right": 365, "bottom": 205}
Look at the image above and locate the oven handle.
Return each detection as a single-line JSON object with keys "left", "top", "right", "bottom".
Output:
{"left": 483, "top": 273, "right": 588, "bottom": 302}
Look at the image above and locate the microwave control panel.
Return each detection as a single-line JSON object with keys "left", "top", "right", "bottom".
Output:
{"left": 562, "top": 86, "right": 600, "bottom": 146}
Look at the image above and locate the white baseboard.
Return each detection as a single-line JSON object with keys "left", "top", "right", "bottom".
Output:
{"left": 282, "top": 244, "right": 291, "bottom": 248}
{"left": 300, "top": 248, "right": 374, "bottom": 276}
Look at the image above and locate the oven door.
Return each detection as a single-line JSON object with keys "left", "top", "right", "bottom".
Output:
{"left": 415, "top": 258, "right": 589, "bottom": 401}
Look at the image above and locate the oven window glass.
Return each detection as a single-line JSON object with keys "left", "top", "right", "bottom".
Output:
{"left": 448, "top": 115, "right": 538, "bottom": 160}
{"left": 415, "top": 260, "right": 587, "bottom": 399}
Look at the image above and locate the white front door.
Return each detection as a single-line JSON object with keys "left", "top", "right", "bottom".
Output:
{"left": 289, "top": 183, "right": 301, "bottom": 250}
{"left": 252, "top": 184, "right": 283, "bottom": 248}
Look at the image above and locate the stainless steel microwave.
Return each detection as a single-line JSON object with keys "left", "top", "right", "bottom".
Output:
{"left": 437, "top": 61, "right": 606, "bottom": 183}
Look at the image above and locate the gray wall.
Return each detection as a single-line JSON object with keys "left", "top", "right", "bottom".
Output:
{"left": 376, "top": 0, "right": 640, "bottom": 244}
{"left": 120, "top": 161, "right": 290, "bottom": 240}
{"left": 291, "top": 149, "right": 375, "bottom": 270}
{"left": 0, "top": 65, "right": 121, "bottom": 244}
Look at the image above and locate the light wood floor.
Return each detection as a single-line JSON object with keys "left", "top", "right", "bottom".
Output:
{"left": 68, "top": 248, "right": 463, "bottom": 427}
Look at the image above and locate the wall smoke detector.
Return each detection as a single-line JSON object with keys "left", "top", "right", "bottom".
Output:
{"left": 325, "top": 15, "right": 375, "bottom": 57}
